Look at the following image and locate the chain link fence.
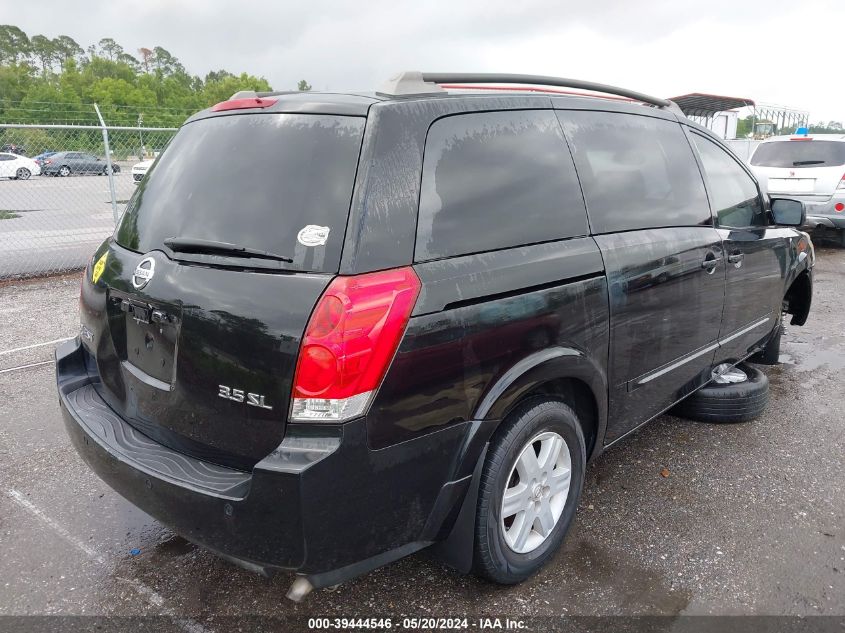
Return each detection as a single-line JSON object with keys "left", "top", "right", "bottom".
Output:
{"left": 0, "top": 118, "right": 177, "bottom": 280}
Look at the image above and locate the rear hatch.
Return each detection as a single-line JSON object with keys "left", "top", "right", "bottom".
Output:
{"left": 750, "top": 138, "right": 845, "bottom": 200}
{"left": 87, "top": 109, "right": 366, "bottom": 470}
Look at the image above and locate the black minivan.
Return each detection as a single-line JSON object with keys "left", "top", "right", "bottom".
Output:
{"left": 57, "top": 72, "right": 813, "bottom": 599}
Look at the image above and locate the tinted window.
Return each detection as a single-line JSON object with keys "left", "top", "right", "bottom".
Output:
{"left": 416, "top": 110, "right": 588, "bottom": 261}
{"left": 116, "top": 113, "right": 365, "bottom": 273}
{"left": 558, "top": 111, "right": 711, "bottom": 233}
{"left": 751, "top": 140, "right": 845, "bottom": 168}
{"left": 0, "top": 154, "right": 13, "bottom": 161}
{"left": 693, "top": 135, "right": 765, "bottom": 228}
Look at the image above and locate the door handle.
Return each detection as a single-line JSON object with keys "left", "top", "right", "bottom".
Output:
{"left": 701, "top": 258, "right": 719, "bottom": 273}
{"left": 728, "top": 253, "right": 744, "bottom": 267}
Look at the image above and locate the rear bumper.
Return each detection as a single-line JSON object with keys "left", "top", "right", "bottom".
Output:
{"left": 804, "top": 214, "right": 845, "bottom": 230}
{"left": 56, "top": 338, "right": 473, "bottom": 585}
{"left": 803, "top": 193, "right": 845, "bottom": 229}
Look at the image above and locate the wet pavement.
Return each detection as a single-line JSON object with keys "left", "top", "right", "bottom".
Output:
{"left": 0, "top": 250, "right": 843, "bottom": 629}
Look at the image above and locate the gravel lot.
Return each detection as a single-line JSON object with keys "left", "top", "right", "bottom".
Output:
{"left": 0, "top": 249, "right": 843, "bottom": 631}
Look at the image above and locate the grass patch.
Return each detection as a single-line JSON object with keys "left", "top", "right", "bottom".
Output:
{"left": 0, "top": 210, "right": 20, "bottom": 220}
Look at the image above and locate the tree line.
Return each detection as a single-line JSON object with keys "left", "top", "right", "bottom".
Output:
{"left": 0, "top": 24, "right": 310, "bottom": 128}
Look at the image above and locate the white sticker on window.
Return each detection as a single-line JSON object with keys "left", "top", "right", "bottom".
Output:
{"left": 297, "top": 225, "right": 330, "bottom": 247}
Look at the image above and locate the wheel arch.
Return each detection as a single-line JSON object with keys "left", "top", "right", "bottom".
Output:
{"left": 473, "top": 347, "right": 607, "bottom": 462}
{"left": 785, "top": 269, "right": 812, "bottom": 326}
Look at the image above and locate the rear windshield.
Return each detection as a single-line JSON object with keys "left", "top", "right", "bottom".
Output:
{"left": 750, "top": 140, "right": 845, "bottom": 168}
{"left": 116, "top": 113, "right": 365, "bottom": 272}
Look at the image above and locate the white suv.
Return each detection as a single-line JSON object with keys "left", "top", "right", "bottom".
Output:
{"left": 750, "top": 133, "right": 845, "bottom": 245}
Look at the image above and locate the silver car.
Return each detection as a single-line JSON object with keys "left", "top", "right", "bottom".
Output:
{"left": 750, "top": 133, "right": 845, "bottom": 245}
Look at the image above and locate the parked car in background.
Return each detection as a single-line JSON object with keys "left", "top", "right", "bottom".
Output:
{"left": 750, "top": 133, "right": 845, "bottom": 246}
{"left": 131, "top": 158, "right": 154, "bottom": 183}
{"left": 42, "top": 151, "right": 121, "bottom": 176}
{"left": 32, "top": 151, "right": 57, "bottom": 168}
{"left": 0, "top": 152, "right": 40, "bottom": 180}
{"left": 1, "top": 143, "right": 26, "bottom": 155}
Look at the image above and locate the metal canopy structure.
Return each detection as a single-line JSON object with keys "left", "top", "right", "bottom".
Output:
{"left": 747, "top": 102, "right": 810, "bottom": 137}
{"left": 669, "top": 92, "right": 809, "bottom": 139}
{"left": 669, "top": 92, "right": 755, "bottom": 119}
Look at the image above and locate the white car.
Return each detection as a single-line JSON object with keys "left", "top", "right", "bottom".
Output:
{"left": 0, "top": 152, "right": 41, "bottom": 180}
{"left": 131, "top": 158, "right": 154, "bottom": 184}
{"left": 749, "top": 133, "right": 845, "bottom": 245}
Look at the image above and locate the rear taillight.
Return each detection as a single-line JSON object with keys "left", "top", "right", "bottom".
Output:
{"left": 290, "top": 267, "right": 421, "bottom": 422}
{"left": 44, "top": 159, "right": 51, "bottom": 165}
{"left": 837, "top": 173, "right": 845, "bottom": 190}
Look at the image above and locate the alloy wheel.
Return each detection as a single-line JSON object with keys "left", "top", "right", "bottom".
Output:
{"left": 712, "top": 363, "right": 747, "bottom": 384}
{"left": 500, "top": 431, "right": 571, "bottom": 554}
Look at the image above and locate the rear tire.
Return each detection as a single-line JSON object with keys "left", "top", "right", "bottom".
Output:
{"left": 58, "top": 165, "right": 70, "bottom": 177}
{"left": 473, "top": 398, "right": 585, "bottom": 584}
{"left": 671, "top": 362, "right": 769, "bottom": 424}
{"left": 15, "top": 167, "right": 31, "bottom": 180}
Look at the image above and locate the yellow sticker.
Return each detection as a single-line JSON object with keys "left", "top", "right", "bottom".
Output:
{"left": 92, "top": 252, "right": 108, "bottom": 284}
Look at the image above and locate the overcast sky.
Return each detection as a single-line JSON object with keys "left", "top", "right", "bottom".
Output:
{"left": 4, "top": 0, "right": 843, "bottom": 122}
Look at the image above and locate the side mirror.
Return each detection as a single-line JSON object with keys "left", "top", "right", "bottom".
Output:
{"left": 770, "top": 198, "right": 805, "bottom": 227}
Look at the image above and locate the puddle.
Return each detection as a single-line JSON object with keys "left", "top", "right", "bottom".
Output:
{"left": 538, "top": 538, "right": 692, "bottom": 615}
{"left": 780, "top": 346, "right": 845, "bottom": 372}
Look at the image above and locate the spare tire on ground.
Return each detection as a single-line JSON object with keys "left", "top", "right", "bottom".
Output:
{"left": 671, "top": 362, "right": 769, "bottom": 424}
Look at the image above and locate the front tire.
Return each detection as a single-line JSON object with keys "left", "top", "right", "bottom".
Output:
{"left": 474, "top": 398, "right": 586, "bottom": 584}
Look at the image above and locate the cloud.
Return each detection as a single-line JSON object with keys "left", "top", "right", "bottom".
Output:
{"left": 3, "top": 0, "right": 843, "bottom": 120}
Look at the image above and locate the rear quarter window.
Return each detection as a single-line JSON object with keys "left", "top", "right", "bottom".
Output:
{"left": 557, "top": 111, "right": 712, "bottom": 234}
{"left": 415, "top": 109, "right": 588, "bottom": 261}
{"left": 116, "top": 113, "right": 365, "bottom": 273}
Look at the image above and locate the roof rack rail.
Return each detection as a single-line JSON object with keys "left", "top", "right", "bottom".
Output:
{"left": 423, "top": 73, "right": 674, "bottom": 109}
{"left": 378, "top": 72, "right": 683, "bottom": 114}
{"left": 376, "top": 71, "right": 446, "bottom": 97}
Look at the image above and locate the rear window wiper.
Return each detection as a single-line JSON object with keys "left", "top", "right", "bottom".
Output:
{"left": 792, "top": 160, "right": 825, "bottom": 166}
{"left": 163, "top": 237, "right": 293, "bottom": 263}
